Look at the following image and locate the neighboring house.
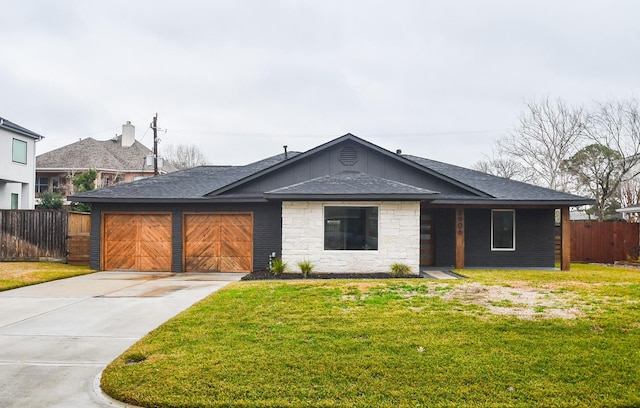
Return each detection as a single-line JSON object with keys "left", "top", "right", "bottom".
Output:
{"left": 71, "top": 134, "right": 592, "bottom": 273}
{"left": 36, "top": 121, "right": 177, "bottom": 203}
{"left": 616, "top": 204, "right": 640, "bottom": 222}
{"left": 0, "top": 116, "right": 44, "bottom": 209}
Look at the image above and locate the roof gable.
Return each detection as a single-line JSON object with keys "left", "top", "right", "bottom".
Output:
{"left": 208, "top": 133, "right": 488, "bottom": 198}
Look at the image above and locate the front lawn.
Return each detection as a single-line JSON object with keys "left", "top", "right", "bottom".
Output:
{"left": 0, "top": 262, "right": 94, "bottom": 291}
{"left": 102, "top": 264, "right": 640, "bottom": 407}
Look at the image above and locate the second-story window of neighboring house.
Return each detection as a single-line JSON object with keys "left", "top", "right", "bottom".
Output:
{"left": 12, "top": 139, "right": 27, "bottom": 164}
{"left": 36, "top": 177, "right": 49, "bottom": 193}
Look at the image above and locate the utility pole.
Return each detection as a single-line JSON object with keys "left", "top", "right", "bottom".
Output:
{"left": 152, "top": 113, "right": 158, "bottom": 176}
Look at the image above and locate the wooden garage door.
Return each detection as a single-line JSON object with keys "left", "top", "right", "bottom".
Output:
{"left": 184, "top": 213, "right": 252, "bottom": 272}
{"left": 103, "top": 213, "right": 172, "bottom": 271}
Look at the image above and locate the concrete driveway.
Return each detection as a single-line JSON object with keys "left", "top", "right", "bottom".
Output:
{"left": 0, "top": 271, "right": 245, "bottom": 408}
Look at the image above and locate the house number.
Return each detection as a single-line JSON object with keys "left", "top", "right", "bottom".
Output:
{"left": 456, "top": 209, "right": 464, "bottom": 236}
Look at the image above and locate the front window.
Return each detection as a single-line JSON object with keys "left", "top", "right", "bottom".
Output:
{"left": 10, "top": 193, "right": 18, "bottom": 209}
{"left": 324, "top": 206, "right": 378, "bottom": 250}
{"left": 492, "top": 209, "right": 515, "bottom": 251}
{"left": 12, "top": 139, "right": 27, "bottom": 164}
{"left": 36, "top": 177, "right": 49, "bottom": 193}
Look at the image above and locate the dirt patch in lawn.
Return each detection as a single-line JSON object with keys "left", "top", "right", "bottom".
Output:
{"left": 339, "top": 282, "right": 588, "bottom": 320}
{"left": 441, "top": 282, "right": 585, "bottom": 320}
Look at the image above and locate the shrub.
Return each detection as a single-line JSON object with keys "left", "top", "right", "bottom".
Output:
{"left": 390, "top": 262, "right": 412, "bottom": 277}
{"left": 297, "top": 260, "right": 314, "bottom": 277}
{"left": 270, "top": 257, "right": 288, "bottom": 275}
{"left": 39, "top": 191, "right": 64, "bottom": 210}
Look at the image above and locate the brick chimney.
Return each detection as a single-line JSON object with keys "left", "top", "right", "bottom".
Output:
{"left": 121, "top": 121, "right": 135, "bottom": 147}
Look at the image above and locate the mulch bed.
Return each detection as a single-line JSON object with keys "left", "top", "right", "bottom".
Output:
{"left": 241, "top": 270, "right": 421, "bottom": 281}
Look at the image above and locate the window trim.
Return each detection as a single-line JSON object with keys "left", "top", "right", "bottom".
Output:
{"left": 12, "top": 138, "right": 28, "bottom": 165}
{"left": 491, "top": 209, "right": 516, "bottom": 251}
{"left": 323, "top": 204, "right": 379, "bottom": 251}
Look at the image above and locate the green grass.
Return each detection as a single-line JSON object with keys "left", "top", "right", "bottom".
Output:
{"left": 102, "top": 264, "right": 640, "bottom": 407}
{"left": 0, "top": 262, "right": 94, "bottom": 291}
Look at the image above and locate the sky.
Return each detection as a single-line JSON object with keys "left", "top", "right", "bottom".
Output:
{"left": 1, "top": 0, "right": 639, "bottom": 168}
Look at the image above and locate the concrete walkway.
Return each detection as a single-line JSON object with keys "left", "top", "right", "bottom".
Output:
{"left": 0, "top": 271, "right": 245, "bottom": 408}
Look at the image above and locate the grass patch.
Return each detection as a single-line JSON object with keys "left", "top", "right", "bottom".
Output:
{"left": 102, "top": 266, "right": 640, "bottom": 407}
{"left": 0, "top": 262, "right": 94, "bottom": 291}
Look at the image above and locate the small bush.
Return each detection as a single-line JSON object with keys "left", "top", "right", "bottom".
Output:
{"left": 39, "top": 191, "right": 64, "bottom": 210}
{"left": 270, "top": 257, "right": 288, "bottom": 275}
{"left": 297, "top": 260, "right": 314, "bottom": 277}
{"left": 390, "top": 262, "right": 412, "bottom": 277}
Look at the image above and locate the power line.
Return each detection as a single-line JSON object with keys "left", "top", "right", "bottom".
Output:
{"left": 167, "top": 128, "right": 507, "bottom": 138}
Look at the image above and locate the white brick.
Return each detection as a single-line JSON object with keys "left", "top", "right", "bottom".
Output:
{"left": 282, "top": 201, "right": 420, "bottom": 274}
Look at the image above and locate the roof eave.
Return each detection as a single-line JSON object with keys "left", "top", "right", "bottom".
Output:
{"left": 68, "top": 196, "right": 269, "bottom": 204}
{"left": 427, "top": 198, "right": 595, "bottom": 206}
{"left": 0, "top": 120, "right": 45, "bottom": 140}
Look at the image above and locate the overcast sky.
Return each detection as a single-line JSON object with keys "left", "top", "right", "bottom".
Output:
{"left": 1, "top": 1, "right": 639, "bottom": 167}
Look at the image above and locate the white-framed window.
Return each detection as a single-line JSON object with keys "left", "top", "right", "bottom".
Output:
{"left": 12, "top": 138, "right": 27, "bottom": 164}
{"left": 36, "top": 177, "right": 49, "bottom": 193}
{"left": 10, "top": 193, "right": 18, "bottom": 209}
{"left": 324, "top": 205, "right": 378, "bottom": 250}
{"left": 491, "top": 209, "right": 515, "bottom": 251}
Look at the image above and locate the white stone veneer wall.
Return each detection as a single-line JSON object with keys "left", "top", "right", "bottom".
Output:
{"left": 282, "top": 201, "right": 420, "bottom": 274}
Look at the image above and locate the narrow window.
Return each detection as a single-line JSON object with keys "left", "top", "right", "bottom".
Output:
{"left": 324, "top": 206, "right": 378, "bottom": 250}
{"left": 10, "top": 193, "right": 18, "bottom": 209}
{"left": 12, "top": 139, "right": 27, "bottom": 164}
{"left": 492, "top": 209, "right": 515, "bottom": 251}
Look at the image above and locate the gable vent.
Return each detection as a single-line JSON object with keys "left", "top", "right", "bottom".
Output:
{"left": 338, "top": 146, "right": 358, "bottom": 166}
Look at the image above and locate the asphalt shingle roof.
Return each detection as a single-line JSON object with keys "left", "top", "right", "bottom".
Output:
{"left": 403, "top": 155, "right": 590, "bottom": 203}
{"left": 265, "top": 171, "right": 439, "bottom": 199}
{"left": 36, "top": 136, "right": 178, "bottom": 173}
{"left": 72, "top": 152, "right": 298, "bottom": 200}
{"left": 71, "top": 134, "right": 592, "bottom": 206}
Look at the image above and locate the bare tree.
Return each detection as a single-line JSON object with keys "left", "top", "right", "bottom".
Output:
{"left": 473, "top": 152, "right": 533, "bottom": 182}
{"left": 498, "top": 97, "right": 587, "bottom": 191}
{"left": 588, "top": 98, "right": 640, "bottom": 179}
{"left": 162, "top": 144, "right": 208, "bottom": 170}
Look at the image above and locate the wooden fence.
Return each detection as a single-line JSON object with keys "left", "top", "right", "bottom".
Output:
{"left": 560, "top": 221, "right": 640, "bottom": 264}
{"left": 67, "top": 212, "right": 91, "bottom": 265}
{"left": 0, "top": 210, "right": 91, "bottom": 264}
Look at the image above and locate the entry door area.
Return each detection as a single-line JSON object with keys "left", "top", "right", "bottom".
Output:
{"left": 183, "top": 213, "right": 253, "bottom": 272}
{"left": 103, "top": 213, "right": 172, "bottom": 271}
{"left": 420, "top": 209, "right": 434, "bottom": 266}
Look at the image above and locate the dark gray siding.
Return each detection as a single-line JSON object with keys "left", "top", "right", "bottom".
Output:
{"left": 89, "top": 207, "right": 102, "bottom": 271}
{"left": 434, "top": 208, "right": 456, "bottom": 267}
{"left": 89, "top": 202, "right": 282, "bottom": 272}
{"left": 464, "top": 208, "right": 555, "bottom": 268}
{"left": 431, "top": 208, "right": 555, "bottom": 268}
{"left": 171, "top": 210, "right": 182, "bottom": 272}
{"left": 230, "top": 141, "right": 472, "bottom": 196}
